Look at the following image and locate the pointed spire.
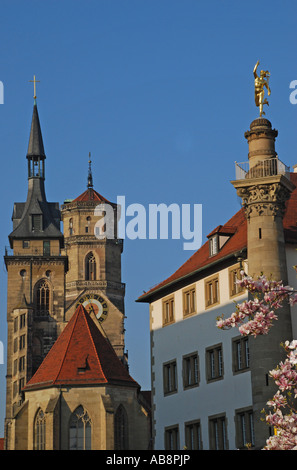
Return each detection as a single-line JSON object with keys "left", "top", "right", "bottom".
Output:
{"left": 87, "top": 152, "right": 93, "bottom": 188}
{"left": 26, "top": 102, "right": 46, "bottom": 159}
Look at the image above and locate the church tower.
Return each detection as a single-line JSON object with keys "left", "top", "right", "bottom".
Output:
{"left": 4, "top": 97, "right": 68, "bottom": 448}
{"left": 61, "top": 154, "right": 127, "bottom": 364}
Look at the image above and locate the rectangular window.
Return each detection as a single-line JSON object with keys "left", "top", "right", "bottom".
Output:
{"left": 20, "top": 314, "right": 26, "bottom": 329}
{"left": 206, "top": 344, "right": 223, "bottom": 382}
{"left": 162, "top": 297, "right": 175, "bottom": 326}
{"left": 19, "top": 356, "right": 25, "bottom": 372}
{"left": 163, "top": 360, "right": 177, "bottom": 395}
{"left": 13, "top": 381, "right": 18, "bottom": 397}
{"left": 43, "top": 241, "right": 50, "bottom": 256}
{"left": 164, "top": 425, "right": 179, "bottom": 450}
{"left": 209, "top": 235, "right": 219, "bottom": 256}
{"left": 32, "top": 214, "right": 42, "bottom": 232}
{"left": 229, "top": 265, "right": 244, "bottom": 298}
{"left": 205, "top": 276, "right": 219, "bottom": 308}
{"left": 18, "top": 377, "right": 25, "bottom": 395}
{"left": 183, "top": 286, "right": 196, "bottom": 316}
{"left": 185, "top": 420, "right": 202, "bottom": 450}
{"left": 19, "top": 335, "right": 26, "bottom": 350}
{"left": 233, "top": 336, "right": 250, "bottom": 373}
{"left": 235, "top": 408, "right": 255, "bottom": 449}
{"left": 209, "top": 414, "right": 228, "bottom": 450}
{"left": 183, "top": 353, "right": 199, "bottom": 389}
{"left": 23, "top": 240, "right": 30, "bottom": 249}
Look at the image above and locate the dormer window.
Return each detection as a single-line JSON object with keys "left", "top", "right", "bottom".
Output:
{"left": 207, "top": 225, "right": 236, "bottom": 257}
{"left": 32, "top": 214, "right": 43, "bottom": 232}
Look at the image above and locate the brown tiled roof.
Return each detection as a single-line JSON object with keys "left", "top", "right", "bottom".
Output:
{"left": 137, "top": 172, "right": 297, "bottom": 302}
{"left": 72, "top": 187, "right": 110, "bottom": 203}
{"left": 0, "top": 438, "right": 4, "bottom": 450}
{"left": 24, "top": 304, "right": 138, "bottom": 390}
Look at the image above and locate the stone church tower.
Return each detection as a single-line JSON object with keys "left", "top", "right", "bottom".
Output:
{"left": 4, "top": 101, "right": 68, "bottom": 446}
{"left": 61, "top": 154, "right": 127, "bottom": 364}
{"left": 3, "top": 98, "right": 151, "bottom": 450}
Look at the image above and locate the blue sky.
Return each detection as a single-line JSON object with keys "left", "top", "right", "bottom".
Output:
{"left": 1, "top": 0, "right": 297, "bottom": 436}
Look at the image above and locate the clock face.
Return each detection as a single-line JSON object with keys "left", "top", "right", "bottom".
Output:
{"left": 76, "top": 294, "right": 108, "bottom": 323}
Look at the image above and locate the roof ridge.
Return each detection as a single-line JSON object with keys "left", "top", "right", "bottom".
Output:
{"left": 80, "top": 307, "right": 108, "bottom": 382}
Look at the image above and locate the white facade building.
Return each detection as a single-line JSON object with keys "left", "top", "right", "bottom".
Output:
{"left": 138, "top": 118, "right": 297, "bottom": 450}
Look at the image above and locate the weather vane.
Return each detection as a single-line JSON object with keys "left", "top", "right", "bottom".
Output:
{"left": 29, "top": 75, "right": 40, "bottom": 101}
{"left": 253, "top": 61, "right": 271, "bottom": 117}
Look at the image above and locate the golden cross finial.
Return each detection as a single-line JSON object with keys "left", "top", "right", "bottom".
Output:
{"left": 29, "top": 75, "right": 40, "bottom": 100}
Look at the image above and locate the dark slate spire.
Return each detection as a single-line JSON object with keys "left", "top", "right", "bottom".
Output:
{"left": 8, "top": 97, "right": 63, "bottom": 248}
{"left": 26, "top": 103, "right": 46, "bottom": 160}
{"left": 87, "top": 152, "right": 93, "bottom": 188}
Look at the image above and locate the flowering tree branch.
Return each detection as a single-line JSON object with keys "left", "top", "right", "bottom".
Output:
{"left": 216, "top": 271, "right": 297, "bottom": 450}
{"left": 216, "top": 272, "right": 296, "bottom": 336}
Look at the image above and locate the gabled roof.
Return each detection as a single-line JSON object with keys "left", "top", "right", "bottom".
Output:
{"left": 137, "top": 208, "right": 247, "bottom": 302}
{"left": 24, "top": 304, "right": 138, "bottom": 390}
{"left": 137, "top": 172, "right": 297, "bottom": 303}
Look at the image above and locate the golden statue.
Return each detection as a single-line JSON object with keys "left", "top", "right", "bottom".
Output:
{"left": 253, "top": 61, "right": 271, "bottom": 117}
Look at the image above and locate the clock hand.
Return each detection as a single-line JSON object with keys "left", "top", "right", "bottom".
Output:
{"left": 88, "top": 299, "right": 95, "bottom": 315}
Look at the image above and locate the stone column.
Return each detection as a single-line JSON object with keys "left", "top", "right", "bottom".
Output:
{"left": 232, "top": 118, "right": 295, "bottom": 449}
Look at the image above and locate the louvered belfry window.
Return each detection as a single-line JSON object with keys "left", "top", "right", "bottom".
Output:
{"left": 32, "top": 214, "right": 42, "bottom": 231}
{"left": 85, "top": 252, "right": 96, "bottom": 280}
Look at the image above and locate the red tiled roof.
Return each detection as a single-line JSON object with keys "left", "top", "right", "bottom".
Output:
{"left": 24, "top": 305, "right": 138, "bottom": 390}
{"left": 0, "top": 438, "right": 4, "bottom": 450}
{"left": 138, "top": 172, "right": 297, "bottom": 302}
{"left": 72, "top": 188, "right": 110, "bottom": 203}
{"left": 138, "top": 208, "right": 247, "bottom": 302}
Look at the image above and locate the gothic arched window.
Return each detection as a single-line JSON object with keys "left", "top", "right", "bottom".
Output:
{"left": 85, "top": 252, "right": 96, "bottom": 280}
{"left": 35, "top": 279, "right": 50, "bottom": 316}
{"left": 85, "top": 216, "right": 91, "bottom": 234}
{"left": 69, "top": 405, "right": 92, "bottom": 450}
{"left": 114, "top": 405, "right": 128, "bottom": 450}
{"left": 34, "top": 408, "right": 46, "bottom": 450}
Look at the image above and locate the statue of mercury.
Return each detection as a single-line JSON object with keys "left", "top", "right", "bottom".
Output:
{"left": 253, "top": 60, "right": 271, "bottom": 117}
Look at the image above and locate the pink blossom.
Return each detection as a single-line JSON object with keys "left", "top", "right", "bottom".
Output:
{"left": 217, "top": 272, "right": 297, "bottom": 449}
